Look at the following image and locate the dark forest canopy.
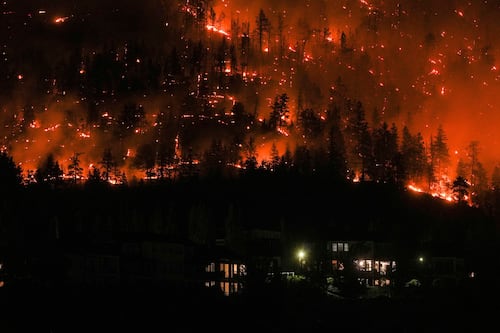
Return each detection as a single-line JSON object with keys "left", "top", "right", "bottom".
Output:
{"left": 0, "top": 174, "right": 495, "bottom": 242}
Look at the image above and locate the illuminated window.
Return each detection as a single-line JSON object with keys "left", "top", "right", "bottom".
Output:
{"left": 224, "top": 264, "right": 230, "bottom": 278}
{"left": 332, "top": 259, "right": 346, "bottom": 271}
{"left": 332, "top": 242, "right": 349, "bottom": 252}
{"left": 357, "top": 259, "right": 373, "bottom": 271}
{"left": 240, "top": 264, "right": 247, "bottom": 276}
{"left": 221, "top": 282, "right": 230, "bottom": 296}
{"left": 379, "top": 261, "right": 391, "bottom": 275}
{"left": 206, "top": 262, "right": 215, "bottom": 272}
{"left": 233, "top": 264, "right": 238, "bottom": 276}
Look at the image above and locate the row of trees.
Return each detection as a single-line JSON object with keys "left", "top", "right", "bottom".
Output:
{"left": 1, "top": 107, "right": 499, "bottom": 207}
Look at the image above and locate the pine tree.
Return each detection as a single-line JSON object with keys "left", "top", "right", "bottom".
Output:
{"left": 100, "top": 148, "right": 115, "bottom": 182}
{"left": 67, "top": 152, "right": 83, "bottom": 184}
{"left": 269, "top": 93, "right": 290, "bottom": 130}
{"left": 327, "top": 108, "right": 348, "bottom": 181}
{"left": 430, "top": 125, "right": 450, "bottom": 177}
{"left": 0, "top": 151, "right": 22, "bottom": 190}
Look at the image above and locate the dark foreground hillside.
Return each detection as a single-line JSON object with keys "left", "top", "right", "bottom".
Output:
{"left": 1, "top": 280, "right": 497, "bottom": 333}
{"left": 0, "top": 177, "right": 498, "bottom": 332}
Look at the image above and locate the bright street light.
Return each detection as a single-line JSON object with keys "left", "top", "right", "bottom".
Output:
{"left": 297, "top": 249, "right": 306, "bottom": 272}
{"left": 297, "top": 249, "right": 306, "bottom": 261}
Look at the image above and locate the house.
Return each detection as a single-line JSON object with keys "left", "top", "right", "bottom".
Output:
{"left": 325, "top": 240, "right": 397, "bottom": 288}
{"left": 430, "top": 256, "right": 466, "bottom": 288}
{"left": 62, "top": 232, "right": 196, "bottom": 289}
{"left": 244, "top": 228, "right": 282, "bottom": 278}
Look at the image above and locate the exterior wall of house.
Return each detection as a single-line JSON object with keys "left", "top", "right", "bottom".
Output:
{"left": 430, "top": 256, "right": 465, "bottom": 288}
{"left": 63, "top": 237, "right": 194, "bottom": 288}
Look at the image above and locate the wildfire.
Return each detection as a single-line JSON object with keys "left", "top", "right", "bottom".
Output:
{"left": 408, "top": 184, "right": 457, "bottom": 204}
{"left": 206, "top": 25, "right": 230, "bottom": 38}
{"left": 54, "top": 16, "right": 69, "bottom": 24}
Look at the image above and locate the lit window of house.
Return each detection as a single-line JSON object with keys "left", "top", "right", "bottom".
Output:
{"left": 331, "top": 260, "right": 346, "bottom": 270}
{"left": 356, "top": 259, "right": 373, "bottom": 271}
{"left": 332, "top": 242, "right": 349, "bottom": 252}
{"left": 221, "top": 282, "right": 229, "bottom": 296}
{"left": 239, "top": 264, "right": 247, "bottom": 276}
{"left": 219, "top": 263, "right": 228, "bottom": 277}
{"left": 374, "top": 261, "right": 392, "bottom": 275}
{"left": 206, "top": 262, "right": 215, "bottom": 272}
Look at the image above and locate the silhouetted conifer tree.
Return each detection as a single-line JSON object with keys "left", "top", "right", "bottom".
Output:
{"left": 0, "top": 151, "right": 22, "bottom": 191}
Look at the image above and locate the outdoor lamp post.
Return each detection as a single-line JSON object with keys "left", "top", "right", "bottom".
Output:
{"left": 297, "top": 249, "right": 306, "bottom": 272}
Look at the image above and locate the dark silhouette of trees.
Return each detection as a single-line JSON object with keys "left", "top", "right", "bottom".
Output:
{"left": 293, "top": 145, "right": 312, "bottom": 176}
{"left": 456, "top": 141, "right": 489, "bottom": 207}
{"left": 178, "top": 147, "right": 199, "bottom": 180}
{"left": 465, "top": 141, "right": 489, "bottom": 207}
{"left": 255, "top": 9, "right": 271, "bottom": 56}
{"left": 202, "top": 139, "right": 227, "bottom": 178}
{"left": 278, "top": 143, "right": 294, "bottom": 174}
{"left": 490, "top": 165, "right": 500, "bottom": 216}
{"left": 452, "top": 176, "right": 470, "bottom": 204}
{"left": 0, "top": 150, "right": 22, "bottom": 190}
{"left": 299, "top": 108, "right": 322, "bottom": 139}
{"left": 134, "top": 143, "right": 156, "bottom": 179}
{"left": 347, "top": 101, "right": 373, "bottom": 181}
{"left": 242, "top": 136, "right": 258, "bottom": 174}
{"left": 86, "top": 165, "right": 104, "bottom": 187}
{"left": 372, "top": 122, "right": 399, "bottom": 182}
{"left": 326, "top": 103, "right": 348, "bottom": 181}
{"left": 269, "top": 142, "right": 280, "bottom": 171}
{"left": 400, "top": 126, "right": 427, "bottom": 184}
{"left": 67, "top": 152, "right": 84, "bottom": 184}
{"left": 492, "top": 165, "right": 500, "bottom": 191}
{"left": 100, "top": 148, "right": 116, "bottom": 182}
{"left": 269, "top": 93, "right": 290, "bottom": 131}
{"left": 430, "top": 125, "right": 450, "bottom": 177}
{"left": 35, "top": 154, "right": 63, "bottom": 187}
{"left": 231, "top": 101, "right": 255, "bottom": 134}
